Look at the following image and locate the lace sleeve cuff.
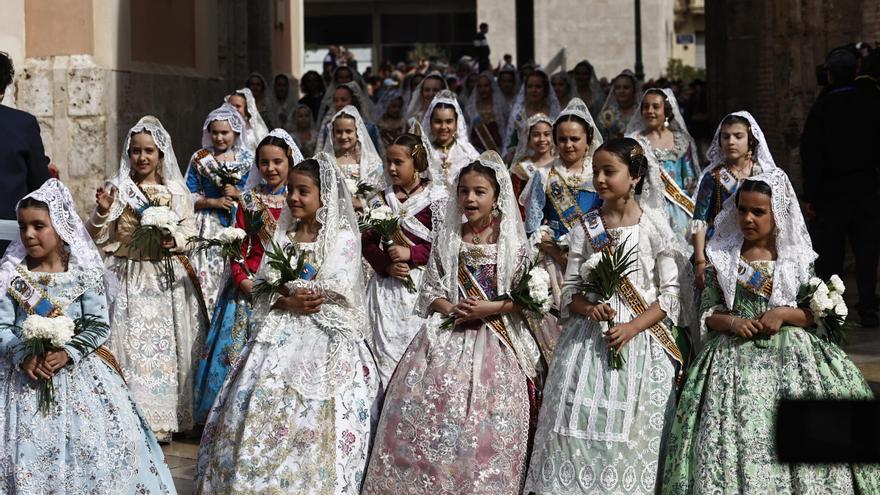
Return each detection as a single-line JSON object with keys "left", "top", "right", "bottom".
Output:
{"left": 688, "top": 219, "right": 707, "bottom": 236}
{"left": 699, "top": 304, "right": 725, "bottom": 345}
{"left": 658, "top": 292, "right": 682, "bottom": 325}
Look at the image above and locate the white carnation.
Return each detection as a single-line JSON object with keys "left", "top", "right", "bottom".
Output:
{"left": 369, "top": 205, "right": 394, "bottom": 222}
{"left": 579, "top": 253, "right": 603, "bottom": 282}
{"left": 21, "top": 314, "right": 75, "bottom": 348}
{"left": 140, "top": 206, "right": 179, "bottom": 232}
{"left": 264, "top": 266, "right": 281, "bottom": 285}
{"left": 829, "top": 292, "right": 845, "bottom": 308}
{"left": 217, "top": 227, "right": 247, "bottom": 243}
{"left": 814, "top": 281, "right": 830, "bottom": 298}
{"left": 809, "top": 277, "right": 823, "bottom": 288}
{"left": 526, "top": 267, "right": 552, "bottom": 313}
{"left": 834, "top": 301, "right": 849, "bottom": 318}
{"left": 829, "top": 274, "right": 845, "bottom": 294}
{"left": 344, "top": 178, "right": 359, "bottom": 196}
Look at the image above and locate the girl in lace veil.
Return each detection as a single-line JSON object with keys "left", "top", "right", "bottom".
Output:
{"left": 226, "top": 87, "right": 270, "bottom": 155}
{"left": 419, "top": 89, "right": 480, "bottom": 188}
{"left": 196, "top": 152, "right": 379, "bottom": 494}
{"left": 527, "top": 137, "right": 692, "bottom": 495}
{"left": 625, "top": 88, "right": 701, "bottom": 241}
{"left": 598, "top": 69, "right": 641, "bottom": 140}
{"left": 245, "top": 72, "right": 269, "bottom": 116}
{"left": 362, "top": 152, "right": 542, "bottom": 494}
{"left": 520, "top": 99, "right": 603, "bottom": 360}
{"left": 315, "top": 82, "right": 383, "bottom": 155}
{"left": 465, "top": 71, "right": 509, "bottom": 153}
{"left": 663, "top": 168, "right": 880, "bottom": 493}
{"left": 551, "top": 70, "right": 574, "bottom": 109}
{"left": 373, "top": 87, "right": 407, "bottom": 147}
{"left": 0, "top": 179, "right": 176, "bottom": 492}
{"left": 509, "top": 113, "right": 554, "bottom": 211}
{"left": 404, "top": 71, "right": 448, "bottom": 124}
{"left": 572, "top": 59, "right": 607, "bottom": 116}
{"left": 289, "top": 103, "right": 317, "bottom": 157}
{"left": 362, "top": 133, "right": 437, "bottom": 386}
{"left": 502, "top": 67, "right": 561, "bottom": 161}
{"left": 321, "top": 105, "right": 386, "bottom": 210}
{"left": 86, "top": 115, "right": 206, "bottom": 441}
{"left": 266, "top": 72, "right": 299, "bottom": 129}
{"left": 691, "top": 111, "right": 776, "bottom": 289}
{"left": 315, "top": 65, "right": 371, "bottom": 127}
{"left": 192, "top": 129, "right": 304, "bottom": 424}
{"left": 186, "top": 103, "right": 253, "bottom": 312}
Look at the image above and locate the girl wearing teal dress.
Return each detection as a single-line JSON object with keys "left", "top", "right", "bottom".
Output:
{"left": 662, "top": 169, "right": 880, "bottom": 494}
{"left": 0, "top": 179, "right": 175, "bottom": 493}
{"left": 626, "top": 88, "right": 700, "bottom": 242}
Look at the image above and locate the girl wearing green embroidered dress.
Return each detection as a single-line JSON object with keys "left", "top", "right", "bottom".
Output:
{"left": 525, "top": 138, "right": 694, "bottom": 494}
{"left": 0, "top": 179, "right": 175, "bottom": 493}
{"left": 690, "top": 111, "right": 776, "bottom": 289}
{"left": 662, "top": 169, "right": 880, "bottom": 494}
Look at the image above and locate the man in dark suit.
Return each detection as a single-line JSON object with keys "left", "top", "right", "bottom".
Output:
{"left": 0, "top": 51, "right": 51, "bottom": 255}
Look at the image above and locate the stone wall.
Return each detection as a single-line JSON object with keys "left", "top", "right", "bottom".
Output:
{"left": 15, "top": 55, "right": 230, "bottom": 217}
{"left": 706, "top": 0, "right": 876, "bottom": 192}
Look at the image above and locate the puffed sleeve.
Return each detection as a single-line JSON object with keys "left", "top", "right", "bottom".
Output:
{"left": 698, "top": 267, "right": 725, "bottom": 344}
{"left": 186, "top": 154, "right": 205, "bottom": 203}
{"left": 64, "top": 285, "right": 111, "bottom": 365}
{"left": 0, "top": 295, "right": 24, "bottom": 366}
{"left": 689, "top": 169, "right": 714, "bottom": 235}
{"left": 654, "top": 247, "right": 683, "bottom": 325}
{"left": 413, "top": 245, "right": 450, "bottom": 318}
{"left": 559, "top": 221, "right": 588, "bottom": 319}
{"left": 523, "top": 172, "right": 547, "bottom": 235}
{"left": 171, "top": 189, "right": 197, "bottom": 253}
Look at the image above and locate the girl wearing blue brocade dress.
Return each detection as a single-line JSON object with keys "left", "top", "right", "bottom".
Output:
{"left": 187, "top": 104, "right": 252, "bottom": 312}
{"left": 192, "top": 129, "right": 303, "bottom": 424}
{"left": 626, "top": 88, "right": 700, "bottom": 242}
{"left": 0, "top": 179, "right": 175, "bottom": 493}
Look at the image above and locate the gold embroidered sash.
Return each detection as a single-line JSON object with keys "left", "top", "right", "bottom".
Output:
{"left": 7, "top": 268, "right": 124, "bottom": 377}
{"left": 659, "top": 168, "right": 695, "bottom": 216}
{"left": 581, "top": 210, "right": 684, "bottom": 368}
{"left": 456, "top": 261, "right": 517, "bottom": 357}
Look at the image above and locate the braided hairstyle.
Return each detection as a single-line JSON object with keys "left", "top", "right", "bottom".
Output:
{"left": 595, "top": 137, "right": 649, "bottom": 194}
{"left": 390, "top": 133, "right": 430, "bottom": 173}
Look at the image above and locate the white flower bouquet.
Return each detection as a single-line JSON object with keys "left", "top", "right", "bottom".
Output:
{"left": 132, "top": 206, "right": 181, "bottom": 289}
{"left": 359, "top": 206, "right": 416, "bottom": 293}
{"left": 803, "top": 274, "right": 848, "bottom": 345}
{"left": 577, "top": 237, "right": 639, "bottom": 369}
{"left": 189, "top": 226, "right": 252, "bottom": 276}
{"left": 2, "top": 314, "right": 110, "bottom": 415}
{"left": 440, "top": 262, "right": 552, "bottom": 330}
{"left": 345, "top": 178, "right": 375, "bottom": 199}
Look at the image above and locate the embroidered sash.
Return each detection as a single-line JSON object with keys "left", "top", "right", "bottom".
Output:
{"left": 122, "top": 189, "right": 211, "bottom": 324}
{"left": 545, "top": 167, "right": 588, "bottom": 231}
{"left": 717, "top": 167, "right": 738, "bottom": 194}
{"left": 736, "top": 257, "right": 773, "bottom": 300}
{"left": 581, "top": 210, "right": 685, "bottom": 369}
{"left": 7, "top": 269, "right": 124, "bottom": 376}
{"left": 118, "top": 182, "right": 151, "bottom": 216}
{"left": 456, "top": 260, "right": 518, "bottom": 358}
{"left": 474, "top": 121, "right": 499, "bottom": 153}
{"left": 659, "top": 168, "right": 695, "bottom": 216}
